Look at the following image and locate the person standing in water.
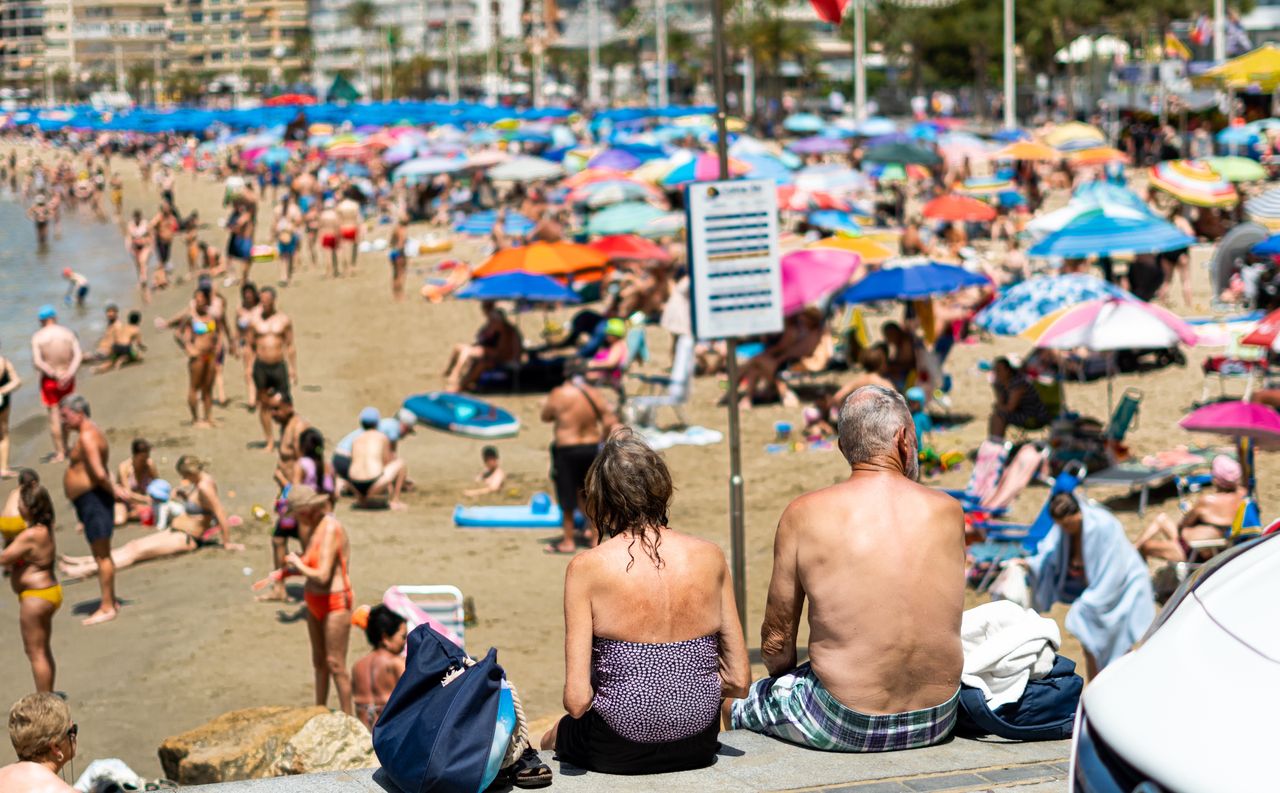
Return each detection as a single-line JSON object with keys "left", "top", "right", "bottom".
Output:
{"left": 61, "top": 396, "right": 129, "bottom": 626}
{"left": 30, "top": 307, "right": 81, "bottom": 463}
{"left": 27, "top": 194, "right": 50, "bottom": 246}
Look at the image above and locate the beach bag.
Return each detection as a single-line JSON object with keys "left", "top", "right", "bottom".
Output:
{"left": 955, "top": 654, "right": 1082, "bottom": 742}
{"left": 373, "top": 625, "right": 522, "bottom": 793}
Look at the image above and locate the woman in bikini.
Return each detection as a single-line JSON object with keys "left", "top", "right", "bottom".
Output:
{"left": 236, "top": 282, "right": 260, "bottom": 404}
{"left": 1135, "top": 455, "right": 1246, "bottom": 563}
{"left": 1, "top": 471, "right": 60, "bottom": 692}
{"left": 180, "top": 289, "right": 222, "bottom": 428}
{"left": 275, "top": 192, "right": 303, "bottom": 286}
{"left": 126, "top": 209, "right": 154, "bottom": 303}
{"left": 282, "top": 485, "right": 354, "bottom": 715}
{"left": 351, "top": 604, "right": 407, "bottom": 729}
{"left": 59, "top": 456, "right": 243, "bottom": 581}
{"left": 0, "top": 343, "right": 22, "bottom": 478}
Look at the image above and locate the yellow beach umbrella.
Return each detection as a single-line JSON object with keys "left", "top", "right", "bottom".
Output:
{"left": 994, "top": 141, "right": 1060, "bottom": 161}
{"left": 1204, "top": 43, "right": 1280, "bottom": 91}
{"left": 807, "top": 236, "right": 894, "bottom": 264}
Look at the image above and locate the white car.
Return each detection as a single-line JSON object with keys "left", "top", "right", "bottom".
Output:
{"left": 1069, "top": 530, "right": 1280, "bottom": 792}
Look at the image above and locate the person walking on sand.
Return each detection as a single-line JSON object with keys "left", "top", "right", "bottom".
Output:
{"left": 244, "top": 287, "right": 297, "bottom": 451}
{"left": 0, "top": 342, "right": 21, "bottom": 478}
{"left": 0, "top": 693, "right": 78, "bottom": 792}
{"left": 126, "top": 209, "right": 153, "bottom": 303}
{"left": 282, "top": 485, "right": 355, "bottom": 716}
{"left": 30, "top": 306, "right": 81, "bottom": 463}
{"left": 541, "top": 369, "right": 618, "bottom": 554}
{"left": 388, "top": 211, "right": 408, "bottom": 302}
{"left": 336, "top": 190, "right": 362, "bottom": 276}
{"left": 1, "top": 472, "right": 61, "bottom": 692}
{"left": 729, "top": 385, "right": 965, "bottom": 752}
{"left": 274, "top": 191, "right": 303, "bottom": 286}
{"left": 178, "top": 288, "right": 222, "bottom": 428}
{"left": 61, "top": 396, "right": 129, "bottom": 626}
{"left": 317, "top": 199, "right": 341, "bottom": 277}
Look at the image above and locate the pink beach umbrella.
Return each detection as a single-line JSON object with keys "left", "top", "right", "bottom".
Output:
{"left": 1023, "top": 298, "right": 1198, "bottom": 351}
{"left": 780, "top": 249, "right": 862, "bottom": 316}
{"left": 1179, "top": 401, "right": 1280, "bottom": 449}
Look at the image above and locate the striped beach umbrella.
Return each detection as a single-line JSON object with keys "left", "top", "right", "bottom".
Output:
{"left": 1044, "top": 121, "right": 1106, "bottom": 151}
{"left": 1067, "top": 147, "right": 1129, "bottom": 166}
{"left": 1247, "top": 188, "right": 1280, "bottom": 231}
{"left": 975, "top": 274, "right": 1130, "bottom": 336}
{"left": 1022, "top": 298, "right": 1198, "bottom": 351}
{"left": 1206, "top": 156, "right": 1267, "bottom": 183}
{"left": 1149, "top": 160, "right": 1238, "bottom": 208}
{"left": 993, "top": 141, "right": 1060, "bottom": 161}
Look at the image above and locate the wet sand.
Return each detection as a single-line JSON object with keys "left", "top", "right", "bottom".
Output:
{"left": 0, "top": 145, "right": 1272, "bottom": 778}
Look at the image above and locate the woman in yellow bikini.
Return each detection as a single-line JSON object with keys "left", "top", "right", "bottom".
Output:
{"left": 0, "top": 470, "right": 61, "bottom": 692}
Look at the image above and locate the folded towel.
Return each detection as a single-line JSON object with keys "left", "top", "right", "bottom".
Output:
{"left": 961, "top": 600, "right": 1060, "bottom": 709}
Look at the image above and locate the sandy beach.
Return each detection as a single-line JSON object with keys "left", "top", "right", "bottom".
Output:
{"left": 0, "top": 144, "right": 1272, "bottom": 779}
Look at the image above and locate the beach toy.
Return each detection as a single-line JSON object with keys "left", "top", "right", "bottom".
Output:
{"left": 250, "top": 244, "right": 276, "bottom": 263}
{"left": 775, "top": 422, "right": 793, "bottom": 442}
{"left": 251, "top": 504, "right": 270, "bottom": 522}
{"left": 402, "top": 392, "right": 520, "bottom": 439}
{"left": 351, "top": 603, "right": 371, "bottom": 629}
{"left": 453, "top": 492, "right": 584, "bottom": 529}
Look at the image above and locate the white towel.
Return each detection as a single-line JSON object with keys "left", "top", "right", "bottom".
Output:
{"left": 961, "top": 600, "right": 1060, "bottom": 709}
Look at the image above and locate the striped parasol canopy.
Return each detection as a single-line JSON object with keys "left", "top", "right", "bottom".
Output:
{"left": 1247, "top": 188, "right": 1280, "bottom": 231}
{"left": 1067, "top": 147, "right": 1129, "bottom": 166}
{"left": 1044, "top": 121, "right": 1106, "bottom": 151}
{"left": 1149, "top": 160, "right": 1238, "bottom": 208}
{"left": 993, "top": 141, "right": 1060, "bottom": 161}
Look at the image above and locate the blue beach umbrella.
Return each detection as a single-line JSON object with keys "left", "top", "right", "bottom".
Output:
{"left": 856, "top": 117, "right": 897, "bottom": 137}
{"left": 807, "top": 210, "right": 865, "bottom": 235}
{"left": 974, "top": 274, "right": 1131, "bottom": 336}
{"left": 454, "top": 211, "right": 536, "bottom": 236}
{"left": 1028, "top": 210, "right": 1194, "bottom": 258}
{"left": 736, "top": 153, "right": 795, "bottom": 185}
{"left": 782, "top": 113, "right": 825, "bottom": 133}
{"left": 835, "top": 262, "right": 989, "bottom": 304}
{"left": 456, "top": 271, "right": 581, "bottom": 303}
{"left": 395, "top": 156, "right": 465, "bottom": 178}
{"left": 1251, "top": 235, "right": 1280, "bottom": 256}
{"left": 586, "top": 202, "right": 668, "bottom": 236}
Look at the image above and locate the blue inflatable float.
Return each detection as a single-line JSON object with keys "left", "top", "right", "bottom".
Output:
{"left": 453, "top": 492, "right": 583, "bottom": 529}
{"left": 402, "top": 392, "right": 520, "bottom": 439}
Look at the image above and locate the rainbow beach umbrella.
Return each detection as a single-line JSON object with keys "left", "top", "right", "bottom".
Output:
{"left": 660, "top": 153, "right": 749, "bottom": 186}
{"left": 1149, "top": 160, "right": 1238, "bottom": 208}
{"left": 1021, "top": 298, "right": 1197, "bottom": 351}
{"left": 1246, "top": 188, "right": 1280, "bottom": 231}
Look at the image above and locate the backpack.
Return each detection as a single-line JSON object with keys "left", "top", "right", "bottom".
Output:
{"left": 373, "top": 625, "right": 519, "bottom": 793}
{"left": 954, "top": 654, "right": 1082, "bottom": 742}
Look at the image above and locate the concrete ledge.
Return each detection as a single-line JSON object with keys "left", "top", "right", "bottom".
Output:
{"left": 189, "top": 732, "right": 1070, "bottom": 792}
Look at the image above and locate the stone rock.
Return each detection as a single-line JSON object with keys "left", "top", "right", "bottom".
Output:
{"left": 273, "top": 711, "right": 377, "bottom": 776}
{"left": 158, "top": 706, "right": 367, "bottom": 785}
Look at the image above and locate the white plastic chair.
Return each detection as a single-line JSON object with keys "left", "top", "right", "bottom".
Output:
{"left": 383, "top": 585, "right": 466, "bottom": 649}
{"left": 626, "top": 334, "right": 695, "bottom": 428}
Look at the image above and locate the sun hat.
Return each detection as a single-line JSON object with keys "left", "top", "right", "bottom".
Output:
{"left": 61, "top": 267, "right": 72, "bottom": 277}
{"left": 37, "top": 305, "right": 56, "bottom": 321}
{"left": 905, "top": 386, "right": 926, "bottom": 405}
{"left": 285, "top": 484, "right": 329, "bottom": 513}
{"left": 605, "top": 317, "right": 626, "bottom": 337}
{"left": 1211, "top": 455, "right": 1242, "bottom": 489}
{"left": 358, "top": 406, "right": 381, "bottom": 428}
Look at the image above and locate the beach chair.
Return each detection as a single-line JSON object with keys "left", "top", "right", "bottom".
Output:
{"left": 968, "top": 469, "right": 1081, "bottom": 591}
{"left": 1200, "top": 333, "right": 1269, "bottom": 402}
{"left": 626, "top": 334, "right": 695, "bottom": 428}
{"left": 941, "top": 440, "right": 1009, "bottom": 506}
{"left": 382, "top": 585, "right": 466, "bottom": 649}
{"left": 973, "top": 444, "right": 1051, "bottom": 517}
{"left": 1105, "top": 388, "right": 1142, "bottom": 446}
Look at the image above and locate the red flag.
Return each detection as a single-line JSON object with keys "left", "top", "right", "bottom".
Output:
{"left": 809, "top": 0, "right": 849, "bottom": 24}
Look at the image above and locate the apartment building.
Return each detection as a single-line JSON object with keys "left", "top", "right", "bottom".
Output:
{"left": 166, "top": 0, "right": 307, "bottom": 81}
{"left": 0, "top": 0, "right": 45, "bottom": 86}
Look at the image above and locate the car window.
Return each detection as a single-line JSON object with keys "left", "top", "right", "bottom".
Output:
{"left": 1136, "top": 531, "right": 1279, "bottom": 646}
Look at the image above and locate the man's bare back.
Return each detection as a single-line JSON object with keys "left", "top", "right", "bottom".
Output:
{"left": 778, "top": 473, "right": 964, "bottom": 714}
{"left": 542, "top": 380, "right": 613, "bottom": 446}
{"left": 32, "top": 324, "right": 79, "bottom": 382}
{"left": 0, "top": 762, "right": 76, "bottom": 792}
{"left": 348, "top": 430, "right": 390, "bottom": 482}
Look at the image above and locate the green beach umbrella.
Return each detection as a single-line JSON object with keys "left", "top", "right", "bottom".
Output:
{"left": 1206, "top": 156, "right": 1267, "bottom": 183}
{"left": 586, "top": 202, "right": 667, "bottom": 236}
{"left": 878, "top": 163, "right": 908, "bottom": 183}
{"left": 863, "top": 141, "right": 941, "bottom": 166}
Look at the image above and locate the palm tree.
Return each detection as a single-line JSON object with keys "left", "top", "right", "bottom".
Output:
{"left": 346, "top": 0, "right": 379, "bottom": 98}
{"left": 383, "top": 24, "right": 403, "bottom": 99}
{"left": 731, "top": 3, "right": 813, "bottom": 118}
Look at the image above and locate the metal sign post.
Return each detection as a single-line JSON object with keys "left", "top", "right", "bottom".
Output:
{"left": 686, "top": 174, "right": 783, "bottom": 635}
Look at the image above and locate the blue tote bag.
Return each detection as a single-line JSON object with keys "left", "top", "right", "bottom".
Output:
{"left": 373, "top": 625, "right": 515, "bottom": 793}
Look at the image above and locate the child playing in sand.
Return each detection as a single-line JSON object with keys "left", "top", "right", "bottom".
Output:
{"left": 95, "top": 310, "right": 146, "bottom": 373}
{"left": 462, "top": 446, "right": 505, "bottom": 498}
{"left": 906, "top": 386, "right": 933, "bottom": 444}
{"left": 61, "top": 268, "right": 88, "bottom": 307}
{"left": 802, "top": 386, "right": 838, "bottom": 441}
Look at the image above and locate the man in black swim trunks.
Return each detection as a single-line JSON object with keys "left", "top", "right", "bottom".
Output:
{"left": 244, "top": 286, "right": 296, "bottom": 452}
{"left": 61, "top": 395, "right": 130, "bottom": 625}
{"left": 541, "top": 370, "right": 618, "bottom": 554}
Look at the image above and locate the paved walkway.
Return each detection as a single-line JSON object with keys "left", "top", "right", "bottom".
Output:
{"left": 192, "top": 732, "right": 1070, "bottom": 792}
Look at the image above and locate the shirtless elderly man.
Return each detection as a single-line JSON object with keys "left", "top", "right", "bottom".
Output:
{"left": 730, "top": 385, "right": 965, "bottom": 752}
{"left": 541, "top": 370, "right": 617, "bottom": 554}
{"left": 245, "top": 287, "right": 296, "bottom": 451}
{"left": 31, "top": 306, "right": 82, "bottom": 462}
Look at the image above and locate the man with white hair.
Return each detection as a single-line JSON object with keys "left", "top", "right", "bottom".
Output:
{"left": 730, "top": 385, "right": 966, "bottom": 752}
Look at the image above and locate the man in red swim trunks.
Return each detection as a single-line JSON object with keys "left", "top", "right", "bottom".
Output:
{"left": 317, "top": 199, "right": 340, "bottom": 278}
{"left": 30, "top": 305, "right": 82, "bottom": 462}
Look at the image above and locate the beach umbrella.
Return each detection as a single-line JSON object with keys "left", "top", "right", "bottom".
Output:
{"left": 957, "top": 177, "right": 1016, "bottom": 197}
{"left": 1149, "top": 160, "right": 1238, "bottom": 208}
{"left": 1027, "top": 210, "right": 1194, "bottom": 258}
{"left": 1203, "top": 42, "right": 1280, "bottom": 91}
{"left": 589, "top": 234, "right": 672, "bottom": 261}
{"left": 473, "top": 242, "right": 608, "bottom": 278}
{"left": 1043, "top": 121, "right": 1106, "bottom": 151}
{"left": 780, "top": 249, "right": 862, "bottom": 315}
{"left": 782, "top": 113, "right": 825, "bottom": 133}
{"left": 737, "top": 154, "right": 795, "bottom": 186}
{"left": 456, "top": 271, "right": 581, "bottom": 303}
{"left": 454, "top": 211, "right": 536, "bottom": 237}
{"left": 1216, "top": 125, "right": 1260, "bottom": 149}
{"left": 794, "top": 164, "right": 869, "bottom": 194}
{"left": 1180, "top": 401, "right": 1280, "bottom": 450}
{"left": 862, "top": 141, "right": 941, "bottom": 166}
{"left": 660, "top": 153, "right": 748, "bottom": 185}
{"left": 488, "top": 155, "right": 563, "bottom": 182}
{"left": 634, "top": 211, "right": 686, "bottom": 239}
{"left": 1240, "top": 306, "right": 1280, "bottom": 350}
{"left": 586, "top": 202, "right": 668, "bottom": 235}
{"left": 806, "top": 209, "right": 865, "bottom": 235}
{"left": 1251, "top": 235, "right": 1280, "bottom": 258}
{"left": 787, "top": 136, "right": 849, "bottom": 155}
{"left": 1206, "top": 156, "right": 1267, "bottom": 183}
{"left": 835, "top": 262, "right": 988, "bottom": 304}
{"left": 974, "top": 274, "right": 1130, "bottom": 336}
{"left": 936, "top": 131, "right": 992, "bottom": 164}
{"left": 1067, "top": 147, "right": 1129, "bottom": 166}
{"left": 922, "top": 194, "right": 997, "bottom": 222}
{"left": 1246, "top": 188, "right": 1280, "bottom": 231}
{"left": 561, "top": 168, "right": 627, "bottom": 189}
{"left": 778, "top": 186, "right": 850, "bottom": 212}
{"left": 382, "top": 141, "right": 421, "bottom": 165}
{"left": 587, "top": 149, "right": 643, "bottom": 171}
{"left": 856, "top": 117, "right": 897, "bottom": 137}
{"left": 395, "top": 156, "right": 465, "bottom": 178}
{"left": 465, "top": 149, "right": 510, "bottom": 168}
{"left": 258, "top": 146, "right": 293, "bottom": 166}
{"left": 993, "top": 141, "right": 1060, "bottom": 161}
{"left": 568, "top": 179, "right": 661, "bottom": 208}
{"left": 1022, "top": 298, "right": 1197, "bottom": 350}
{"left": 807, "top": 236, "right": 893, "bottom": 264}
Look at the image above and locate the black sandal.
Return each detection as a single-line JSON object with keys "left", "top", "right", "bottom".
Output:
{"left": 492, "top": 746, "right": 553, "bottom": 789}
